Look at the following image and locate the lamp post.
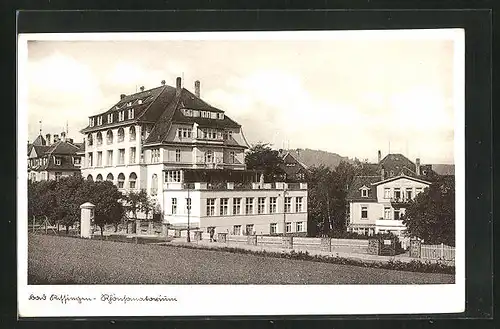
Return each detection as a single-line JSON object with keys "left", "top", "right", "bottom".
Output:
{"left": 186, "top": 186, "right": 191, "bottom": 243}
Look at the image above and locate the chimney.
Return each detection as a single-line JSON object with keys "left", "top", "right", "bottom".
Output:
{"left": 61, "top": 131, "right": 66, "bottom": 142}
{"left": 45, "top": 133, "right": 51, "bottom": 146}
{"left": 120, "top": 94, "right": 126, "bottom": 100}
{"left": 380, "top": 167, "right": 385, "bottom": 180}
{"left": 416, "top": 158, "right": 421, "bottom": 175}
{"left": 161, "top": 79, "right": 166, "bottom": 86}
{"left": 176, "top": 77, "right": 182, "bottom": 94}
{"left": 194, "top": 80, "right": 200, "bottom": 98}
{"left": 378, "top": 150, "right": 381, "bottom": 163}
{"left": 140, "top": 86, "right": 145, "bottom": 92}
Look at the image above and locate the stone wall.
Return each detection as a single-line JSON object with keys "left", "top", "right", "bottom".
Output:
{"left": 367, "top": 239, "right": 380, "bottom": 255}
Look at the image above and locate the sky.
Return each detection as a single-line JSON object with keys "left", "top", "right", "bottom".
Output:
{"left": 25, "top": 32, "right": 459, "bottom": 164}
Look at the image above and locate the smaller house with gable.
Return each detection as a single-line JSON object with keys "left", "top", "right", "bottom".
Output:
{"left": 278, "top": 151, "right": 309, "bottom": 182}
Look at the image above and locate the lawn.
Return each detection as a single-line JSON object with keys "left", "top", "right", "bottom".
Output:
{"left": 28, "top": 234, "right": 455, "bottom": 285}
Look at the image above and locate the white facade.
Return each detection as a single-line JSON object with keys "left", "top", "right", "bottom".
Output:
{"left": 348, "top": 176, "right": 430, "bottom": 236}
{"left": 163, "top": 182, "right": 308, "bottom": 235}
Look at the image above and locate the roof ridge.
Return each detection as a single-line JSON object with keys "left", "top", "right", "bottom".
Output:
{"left": 136, "top": 85, "right": 168, "bottom": 121}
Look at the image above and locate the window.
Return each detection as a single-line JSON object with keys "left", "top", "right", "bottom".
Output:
{"left": 97, "top": 151, "right": 102, "bottom": 166}
{"left": 128, "top": 108, "right": 134, "bottom": 119}
{"left": 175, "top": 149, "right": 181, "bottom": 162}
{"left": 200, "top": 128, "right": 222, "bottom": 140}
{"left": 118, "top": 128, "right": 124, "bottom": 142}
{"left": 361, "top": 187, "right": 369, "bottom": 197}
{"left": 233, "top": 198, "right": 241, "bottom": 215}
{"left": 117, "top": 173, "right": 125, "bottom": 188}
{"left": 186, "top": 198, "right": 192, "bottom": 213}
{"left": 89, "top": 118, "right": 95, "bottom": 127}
{"left": 220, "top": 198, "right": 229, "bottom": 216}
{"left": 384, "top": 188, "right": 391, "bottom": 199}
{"left": 55, "top": 157, "right": 61, "bottom": 165}
{"left": 206, "top": 198, "right": 216, "bottom": 216}
{"left": 258, "top": 197, "right": 266, "bottom": 214}
{"left": 96, "top": 174, "right": 103, "bottom": 182}
{"left": 129, "top": 126, "right": 136, "bottom": 141}
{"left": 416, "top": 187, "right": 423, "bottom": 195}
{"left": 88, "top": 153, "right": 93, "bottom": 167}
{"left": 210, "top": 112, "right": 217, "bottom": 119}
{"left": 205, "top": 150, "right": 213, "bottom": 163}
{"left": 233, "top": 225, "right": 241, "bottom": 235}
{"left": 118, "top": 149, "right": 125, "bottom": 165}
{"left": 285, "top": 222, "right": 292, "bottom": 233}
{"left": 74, "top": 157, "right": 81, "bottom": 165}
{"left": 229, "top": 151, "right": 236, "bottom": 163}
{"left": 151, "top": 149, "right": 160, "bottom": 163}
{"left": 96, "top": 132, "right": 103, "bottom": 145}
{"left": 245, "top": 197, "right": 254, "bottom": 214}
{"left": 295, "top": 197, "right": 303, "bottom": 212}
{"left": 107, "top": 150, "right": 113, "bottom": 166}
{"left": 270, "top": 223, "right": 277, "bottom": 234}
{"left": 166, "top": 170, "right": 181, "bottom": 183}
{"left": 361, "top": 206, "right": 368, "bottom": 219}
{"left": 55, "top": 172, "right": 62, "bottom": 181}
{"left": 218, "top": 113, "right": 225, "bottom": 120}
{"left": 129, "top": 172, "right": 137, "bottom": 189}
{"left": 106, "top": 173, "right": 114, "bottom": 182}
{"left": 384, "top": 207, "right": 391, "bottom": 220}
{"left": 245, "top": 224, "right": 254, "bottom": 235}
{"left": 151, "top": 174, "right": 158, "bottom": 195}
{"left": 406, "top": 188, "right": 413, "bottom": 200}
{"left": 296, "top": 222, "right": 304, "bottom": 232}
{"left": 119, "top": 111, "right": 125, "bottom": 121}
{"left": 107, "top": 113, "right": 113, "bottom": 123}
{"left": 394, "top": 210, "right": 400, "bottom": 220}
{"left": 106, "top": 130, "right": 113, "bottom": 144}
{"left": 394, "top": 188, "right": 401, "bottom": 200}
{"left": 284, "top": 197, "right": 292, "bottom": 213}
{"left": 87, "top": 134, "right": 93, "bottom": 146}
{"left": 269, "top": 197, "right": 277, "bottom": 213}
{"left": 86, "top": 174, "right": 93, "bottom": 181}
{"left": 177, "top": 128, "right": 192, "bottom": 139}
{"left": 129, "top": 147, "right": 136, "bottom": 164}
{"left": 97, "top": 116, "right": 103, "bottom": 125}
{"left": 171, "top": 198, "right": 177, "bottom": 214}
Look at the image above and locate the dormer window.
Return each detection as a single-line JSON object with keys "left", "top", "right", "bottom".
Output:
{"left": 210, "top": 112, "right": 217, "bottom": 119}
{"left": 183, "top": 109, "right": 193, "bottom": 117}
{"left": 138, "top": 99, "right": 143, "bottom": 105}
{"left": 193, "top": 110, "right": 200, "bottom": 117}
{"left": 118, "top": 111, "right": 125, "bottom": 121}
{"left": 201, "top": 111, "right": 210, "bottom": 118}
{"left": 128, "top": 108, "right": 134, "bottom": 119}
{"left": 55, "top": 157, "right": 61, "bottom": 166}
{"left": 218, "top": 113, "right": 225, "bottom": 120}
{"left": 89, "top": 118, "right": 95, "bottom": 127}
{"left": 127, "top": 102, "right": 132, "bottom": 107}
{"left": 97, "top": 116, "right": 103, "bottom": 125}
{"left": 107, "top": 113, "right": 113, "bottom": 123}
{"left": 360, "top": 185, "right": 370, "bottom": 197}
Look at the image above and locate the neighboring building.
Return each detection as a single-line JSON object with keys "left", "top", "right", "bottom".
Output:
{"left": 278, "top": 151, "right": 309, "bottom": 182}
{"left": 163, "top": 169, "right": 308, "bottom": 235}
{"left": 28, "top": 131, "right": 84, "bottom": 181}
{"left": 79, "top": 77, "right": 250, "bottom": 217}
{"left": 346, "top": 151, "right": 434, "bottom": 236}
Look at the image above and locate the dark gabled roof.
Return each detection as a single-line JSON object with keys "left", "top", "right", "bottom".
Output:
{"left": 30, "top": 145, "right": 51, "bottom": 157}
{"left": 346, "top": 176, "right": 381, "bottom": 202}
{"left": 145, "top": 88, "right": 241, "bottom": 145}
{"left": 45, "top": 141, "right": 81, "bottom": 155}
{"left": 280, "top": 152, "right": 309, "bottom": 177}
{"left": 380, "top": 153, "right": 416, "bottom": 176}
{"left": 32, "top": 134, "right": 46, "bottom": 146}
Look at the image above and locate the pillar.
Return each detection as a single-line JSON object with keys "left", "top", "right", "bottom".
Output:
{"left": 80, "top": 202, "right": 95, "bottom": 239}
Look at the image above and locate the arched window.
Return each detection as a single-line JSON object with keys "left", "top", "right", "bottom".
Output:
{"left": 151, "top": 174, "right": 158, "bottom": 195}
{"left": 106, "top": 173, "right": 114, "bottom": 182}
{"left": 106, "top": 130, "right": 113, "bottom": 144}
{"left": 117, "top": 128, "right": 124, "bottom": 142}
{"left": 205, "top": 150, "right": 213, "bottom": 163}
{"left": 96, "top": 132, "right": 103, "bottom": 145}
{"left": 96, "top": 174, "right": 103, "bottom": 182}
{"left": 117, "top": 173, "right": 125, "bottom": 188}
{"left": 87, "top": 134, "right": 93, "bottom": 146}
{"left": 129, "top": 126, "right": 136, "bottom": 141}
{"left": 129, "top": 172, "right": 137, "bottom": 189}
{"left": 86, "top": 174, "right": 93, "bottom": 181}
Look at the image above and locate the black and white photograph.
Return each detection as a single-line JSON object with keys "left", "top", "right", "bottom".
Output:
{"left": 17, "top": 29, "right": 465, "bottom": 317}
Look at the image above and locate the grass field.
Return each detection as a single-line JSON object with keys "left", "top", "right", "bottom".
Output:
{"left": 28, "top": 234, "right": 454, "bottom": 285}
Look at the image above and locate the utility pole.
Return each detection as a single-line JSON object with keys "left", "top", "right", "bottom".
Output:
{"left": 186, "top": 186, "right": 191, "bottom": 242}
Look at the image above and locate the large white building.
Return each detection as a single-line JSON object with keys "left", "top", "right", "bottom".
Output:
{"left": 164, "top": 169, "right": 308, "bottom": 234}
{"left": 79, "top": 77, "right": 309, "bottom": 233}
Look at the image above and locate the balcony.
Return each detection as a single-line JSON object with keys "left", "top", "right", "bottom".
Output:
{"left": 390, "top": 197, "right": 411, "bottom": 208}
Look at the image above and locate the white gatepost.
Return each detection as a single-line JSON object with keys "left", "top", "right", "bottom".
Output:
{"left": 80, "top": 202, "right": 95, "bottom": 238}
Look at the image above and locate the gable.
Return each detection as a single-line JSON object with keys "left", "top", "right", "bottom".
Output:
{"left": 29, "top": 147, "right": 38, "bottom": 158}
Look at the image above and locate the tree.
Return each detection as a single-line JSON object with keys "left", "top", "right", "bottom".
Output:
{"left": 123, "top": 189, "right": 149, "bottom": 233}
{"left": 54, "top": 175, "right": 87, "bottom": 234}
{"left": 401, "top": 178, "right": 455, "bottom": 246}
{"left": 87, "top": 181, "right": 125, "bottom": 237}
{"left": 245, "top": 143, "right": 285, "bottom": 181}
